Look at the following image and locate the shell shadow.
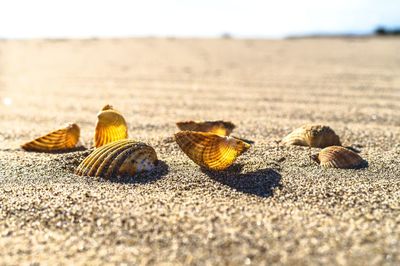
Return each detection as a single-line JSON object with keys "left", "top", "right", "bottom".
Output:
{"left": 109, "top": 160, "right": 169, "bottom": 184}
{"left": 21, "top": 145, "right": 88, "bottom": 154}
{"left": 354, "top": 159, "right": 369, "bottom": 169}
{"left": 201, "top": 164, "right": 282, "bottom": 197}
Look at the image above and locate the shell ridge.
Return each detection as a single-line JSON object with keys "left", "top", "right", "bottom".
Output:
{"left": 86, "top": 140, "right": 131, "bottom": 176}
{"left": 103, "top": 146, "right": 136, "bottom": 178}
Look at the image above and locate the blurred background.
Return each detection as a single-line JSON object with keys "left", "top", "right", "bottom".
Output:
{"left": 0, "top": 0, "right": 399, "bottom": 141}
{"left": 0, "top": 0, "right": 399, "bottom": 39}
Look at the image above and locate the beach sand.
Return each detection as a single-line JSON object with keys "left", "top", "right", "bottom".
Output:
{"left": 0, "top": 37, "right": 399, "bottom": 265}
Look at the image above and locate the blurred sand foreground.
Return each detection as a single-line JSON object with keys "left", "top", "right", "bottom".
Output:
{"left": 0, "top": 37, "right": 399, "bottom": 265}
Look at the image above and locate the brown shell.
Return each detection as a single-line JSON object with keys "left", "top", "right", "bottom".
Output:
{"left": 75, "top": 139, "right": 158, "bottom": 179}
{"left": 314, "top": 146, "right": 365, "bottom": 169}
{"left": 174, "top": 131, "right": 250, "bottom": 171}
{"left": 282, "top": 124, "right": 341, "bottom": 148}
{"left": 94, "top": 105, "right": 128, "bottom": 148}
{"left": 176, "top": 120, "right": 235, "bottom": 136}
{"left": 21, "top": 123, "right": 80, "bottom": 152}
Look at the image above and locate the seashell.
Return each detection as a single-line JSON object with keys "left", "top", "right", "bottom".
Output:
{"left": 174, "top": 131, "right": 250, "bottom": 171}
{"left": 75, "top": 139, "right": 158, "bottom": 178}
{"left": 101, "top": 104, "right": 114, "bottom": 111}
{"left": 94, "top": 105, "right": 128, "bottom": 148}
{"left": 176, "top": 120, "right": 235, "bottom": 136}
{"left": 313, "top": 146, "right": 365, "bottom": 169}
{"left": 282, "top": 124, "right": 341, "bottom": 148}
{"left": 21, "top": 123, "right": 80, "bottom": 152}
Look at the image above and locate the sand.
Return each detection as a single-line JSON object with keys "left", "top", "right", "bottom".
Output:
{"left": 0, "top": 37, "right": 399, "bottom": 265}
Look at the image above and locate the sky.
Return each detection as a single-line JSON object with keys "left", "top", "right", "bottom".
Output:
{"left": 0, "top": 0, "right": 399, "bottom": 39}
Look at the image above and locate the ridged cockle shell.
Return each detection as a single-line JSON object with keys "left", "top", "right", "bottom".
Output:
{"left": 75, "top": 139, "right": 158, "bottom": 178}
{"left": 21, "top": 123, "right": 80, "bottom": 152}
{"left": 174, "top": 131, "right": 250, "bottom": 171}
{"left": 282, "top": 124, "right": 341, "bottom": 148}
{"left": 313, "top": 146, "right": 365, "bottom": 169}
{"left": 94, "top": 104, "right": 128, "bottom": 148}
{"left": 176, "top": 120, "right": 235, "bottom": 136}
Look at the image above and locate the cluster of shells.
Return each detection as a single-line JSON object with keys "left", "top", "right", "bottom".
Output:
{"left": 282, "top": 124, "right": 365, "bottom": 169}
{"left": 21, "top": 105, "right": 157, "bottom": 179}
{"left": 21, "top": 104, "right": 367, "bottom": 180}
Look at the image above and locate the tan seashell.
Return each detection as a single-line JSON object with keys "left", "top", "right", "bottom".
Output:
{"left": 282, "top": 124, "right": 341, "bottom": 148}
{"left": 176, "top": 120, "right": 235, "bottom": 136}
{"left": 94, "top": 105, "right": 128, "bottom": 148}
{"left": 174, "top": 131, "right": 250, "bottom": 171}
{"left": 21, "top": 123, "right": 80, "bottom": 152}
{"left": 101, "top": 104, "right": 114, "bottom": 111}
{"left": 313, "top": 146, "right": 365, "bottom": 169}
{"left": 75, "top": 139, "right": 158, "bottom": 178}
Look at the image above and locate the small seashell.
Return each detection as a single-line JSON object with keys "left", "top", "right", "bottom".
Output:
{"left": 94, "top": 105, "right": 128, "bottom": 148}
{"left": 176, "top": 120, "right": 235, "bottom": 136}
{"left": 21, "top": 123, "right": 80, "bottom": 152}
{"left": 282, "top": 124, "right": 341, "bottom": 148}
{"left": 313, "top": 146, "right": 365, "bottom": 169}
{"left": 174, "top": 131, "right": 250, "bottom": 171}
{"left": 75, "top": 139, "right": 158, "bottom": 178}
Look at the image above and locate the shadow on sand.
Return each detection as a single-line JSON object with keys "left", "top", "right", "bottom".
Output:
{"left": 202, "top": 164, "right": 282, "bottom": 197}
{"left": 353, "top": 160, "right": 369, "bottom": 169}
{"left": 109, "top": 160, "right": 169, "bottom": 184}
{"left": 24, "top": 145, "right": 88, "bottom": 154}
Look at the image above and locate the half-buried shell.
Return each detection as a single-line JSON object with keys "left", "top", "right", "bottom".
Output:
{"left": 313, "top": 146, "right": 365, "bottom": 169}
{"left": 94, "top": 104, "right": 128, "bottom": 148}
{"left": 75, "top": 139, "right": 158, "bottom": 179}
{"left": 21, "top": 123, "right": 80, "bottom": 152}
{"left": 174, "top": 131, "right": 250, "bottom": 171}
{"left": 282, "top": 124, "right": 341, "bottom": 148}
{"left": 176, "top": 120, "right": 235, "bottom": 136}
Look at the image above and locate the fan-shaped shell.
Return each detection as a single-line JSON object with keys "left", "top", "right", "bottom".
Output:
{"left": 75, "top": 139, "right": 158, "bottom": 178}
{"left": 176, "top": 120, "right": 235, "bottom": 136}
{"left": 94, "top": 105, "right": 128, "bottom": 148}
{"left": 21, "top": 123, "right": 80, "bottom": 152}
{"left": 174, "top": 131, "right": 250, "bottom": 171}
{"left": 282, "top": 124, "right": 341, "bottom": 148}
{"left": 314, "top": 146, "right": 365, "bottom": 169}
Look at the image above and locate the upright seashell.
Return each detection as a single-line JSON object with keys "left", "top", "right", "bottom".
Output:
{"left": 313, "top": 146, "right": 365, "bottom": 169}
{"left": 282, "top": 124, "right": 341, "bottom": 148}
{"left": 75, "top": 139, "right": 158, "bottom": 179}
{"left": 176, "top": 120, "right": 235, "bottom": 136}
{"left": 21, "top": 123, "right": 80, "bottom": 152}
{"left": 174, "top": 131, "right": 250, "bottom": 171}
{"left": 94, "top": 105, "right": 128, "bottom": 148}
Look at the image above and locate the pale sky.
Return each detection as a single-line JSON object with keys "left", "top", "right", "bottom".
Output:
{"left": 0, "top": 0, "right": 399, "bottom": 39}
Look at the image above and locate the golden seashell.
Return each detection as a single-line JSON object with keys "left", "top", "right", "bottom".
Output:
{"left": 282, "top": 124, "right": 341, "bottom": 148}
{"left": 75, "top": 139, "right": 158, "bottom": 178}
{"left": 94, "top": 105, "right": 128, "bottom": 148}
{"left": 313, "top": 146, "right": 365, "bottom": 169}
{"left": 174, "top": 131, "right": 251, "bottom": 171}
{"left": 176, "top": 120, "right": 235, "bottom": 136}
{"left": 21, "top": 123, "right": 80, "bottom": 152}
